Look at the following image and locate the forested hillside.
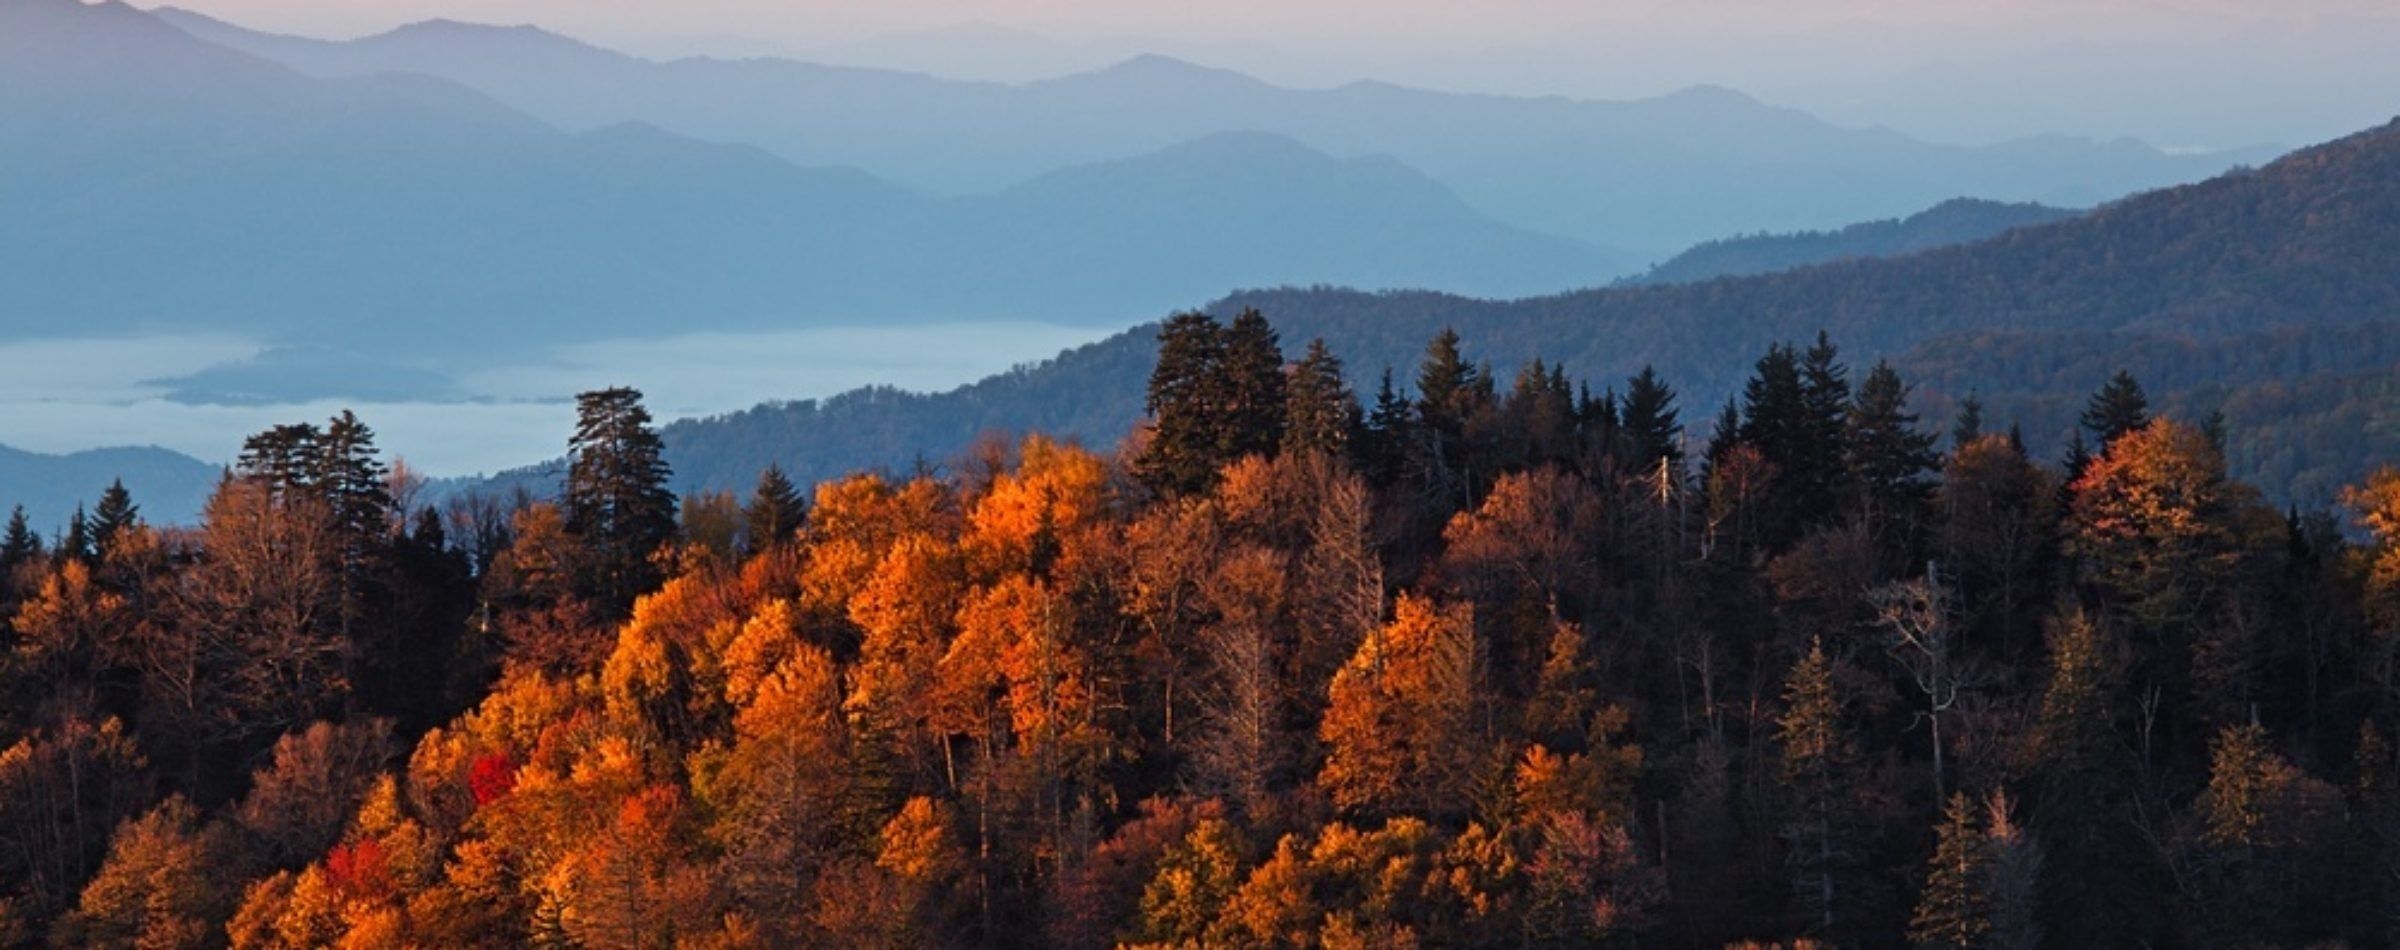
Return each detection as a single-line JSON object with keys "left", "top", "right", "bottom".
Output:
{"left": 640, "top": 117, "right": 2400, "bottom": 511}
{"left": 8, "top": 319, "right": 2400, "bottom": 947}
{"left": 1624, "top": 198, "right": 2076, "bottom": 286}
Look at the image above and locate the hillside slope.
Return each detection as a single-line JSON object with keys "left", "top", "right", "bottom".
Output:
{"left": 624, "top": 119, "right": 2400, "bottom": 509}
{"left": 1626, "top": 198, "right": 2077, "bottom": 286}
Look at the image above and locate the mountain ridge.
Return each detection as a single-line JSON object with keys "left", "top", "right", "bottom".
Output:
{"left": 144, "top": 4, "right": 2268, "bottom": 253}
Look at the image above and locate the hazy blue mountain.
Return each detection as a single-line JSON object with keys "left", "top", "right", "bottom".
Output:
{"left": 546, "top": 118, "right": 2400, "bottom": 510}
{"left": 1626, "top": 199, "right": 2078, "bottom": 286}
{"left": 5, "top": 0, "right": 1610, "bottom": 359}
{"left": 151, "top": 6, "right": 2269, "bottom": 255}
{"left": 0, "top": 444, "right": 221, "bottom": 530}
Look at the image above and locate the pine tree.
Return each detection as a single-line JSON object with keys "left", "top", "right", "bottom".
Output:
{"left": 1282, "top": 337, "right": 1357, "bottom": 459}
{"left": 90, "top": 480, "right": 139, "bottom": 561}
{"left": 1135, "top": 312, "right": 1229, "bottom": 497}
{"left": 238, "top": 422, "right": 323, "bottom": 495}
{"left": 1908, "top": 792, "right": 1992, "bottom": 950}
{"left": 1951, "top": 395, "right": 1984, "bottom": 449}
{"left": 1, "top": 504, "right": 41, "bottom": 577}
{"left": 1218, "top": 308, "right": 1289, "bottom": 461}
{"left": 2080, "top": 371, "right": 2150, "bottom": 450}
{"left": 1845, "top": 360, "right": 1939, "bottom": 546}
{"left": 1620, "top": 365, "right": 1683, "bottom": 470}
{"left": 1778, "top": 637, "right": 1860, "bottom": 938}
{"left": 744, "top": 464, "right": 807, "bottom": 554}
{"left": 312, "top": 411, "right": 393, "bottom": 546}
{"left": 1415, "top": 327, "right": 1480, "bottom": 438}
{"left": 1359, "top": 366, "right": 1413, "bottom": 484}
{"left": 58, "top": 504, "right": 93, "bottom": 566}
{"left": 565, "top": 386, "right": 678, "bottom": 614}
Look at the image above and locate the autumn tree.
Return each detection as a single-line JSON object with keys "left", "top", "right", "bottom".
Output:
{"left": 171, "top": 479, "right": 348, "bottom": 768}
{"left": 1907, "top": 793, "right": 1991, "bottom": 950}
{"left": 1777, "top": 638, "right": 1864, "bottom": 939}
{"left": 1319, "top": 594, "right": 1480, "bottom": 819}
{"left": 2069, "top": 418, "right": 2278, "bottom": 727}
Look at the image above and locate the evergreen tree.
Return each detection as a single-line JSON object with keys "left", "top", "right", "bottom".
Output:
{"left": 1951, "top": 394, "right": 1984, "bottom": 449}
{"left": 1135, "top": 309, "right": 1290, "bottom": 497}
{"left": 1778, "top": 638, "right": 1862, "bottom": 938}
{"left": 1, "top": 504, "right": 41, "bottom": 577}
{"left": 2062, "top": 428, "right": 2094, "bottom": 484}
{"left": 1703, "top": 396, "right": 1743, "bottom": 476}
{"left": 58, "top": 504, "right": 93, "bottom": 566}
{"left": 744, "top": 464, "right": 807, "bottom": 554}
{"left": 2080, "top": 371, "right": 2151, "bottom": 450}
{"left": 2025, "top": 608, "right": 2151, "bottom": 945}
{"left": 1908, "top": 792, "right": 1992, "bottom": 950}
{"left": 1619, "top": 365, "right": 1683, "bottom": 470}
{"left": 1797, "top": 332, "right": 1855, "bottom": 517}
{"left": 1415, "top": 327, "right": 1480, "bottom": 439}
{"left": 1218, "top": 308, "right": 1289, "bottom": 462}
{"left": 1281, "top": 338, "right": 1357, "bottom": 459}
{"left": 238, "top": 422, "right": 322, "bottom": 495}
{"left": 1358, "top": 366, "right": 1413, "bottom": 486}
{"left": 565, "top": 386, "right": 678, "bottom": 614}
{"left": 1135, "top": 311, "right": 1227, "bottom": 496}
{"left": 90, "top": 480, "right": 139, "bottom": 561}
{"left": 1845, "top": 360, "right": 1940, "bottom": 546}
{"left": 312, "top": 411, "right": 393, "bottom": 546}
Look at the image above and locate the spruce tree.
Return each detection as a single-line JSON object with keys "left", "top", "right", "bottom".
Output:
{"left": 1845, "top": 361, "right": 1939, "bottom": 544}
{"left": 238, "top": 422, "right": 322, "bottom": 494}
{"left": 58, "top": 504, "right": 93, "bottom": 565}
{"left": 1135, "top": 312, "right": 1230, "bottom": 496}
{"left": 1620, "top": 365, "right": 1683, "bottom": 470}
{"left": 1415, "top": 327, "right": 1481, "bottom": 439}
{"left": 1282, "top": 338, "right": 1357, "bottom": 459}
{"left": 565, "top": 386, "right": 678, "bottom": 614}
{"left": 1796, "top": 332, "right": 1854, "bottom": 518}
{"left": 90, "top": 479, "right": 139, "bottom": 561}
{"left": 1217, "top": 308, "right": 1288, "bottom": 462}
{"left": 1, "top": 504, "right": 41, "bottom": 577}
{"left": 1951, "top": 395, "right": 1984, "bottom": 449}
{"left": 1778, "top": 637, "right": 1861, "bottom": 938}
{"left": 1359, "top": 366, "right": 1413, "bottom": 485}
{"left": 313, "top": 410, "right": 393, "bottom": 546}
{"left": 2080, "top": 371, "right": 2150, "bottom": 450}
{"left": 745, "top": 464, "right": 807, "bottom": 554}
{"left": 1909, "top": 792, "right": 1993, "bottom": 950}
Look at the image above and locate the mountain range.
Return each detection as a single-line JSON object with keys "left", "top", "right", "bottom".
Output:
{"left": 0, "top": 0, "right": 1609, "bottom": 360}
{"left": 150, "top": 4, "right": 2262, "bottom": 257}
{"left": 603, "top": 117, "right": 2400, "bottom": 512}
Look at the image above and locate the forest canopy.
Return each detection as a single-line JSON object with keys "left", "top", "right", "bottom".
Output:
{"left": 4, "top": 323, "right": 2398, "bottom": 948}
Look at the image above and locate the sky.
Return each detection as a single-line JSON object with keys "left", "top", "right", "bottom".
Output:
{"left": 153, "top": 0, "right": 2400, "bottom": 149}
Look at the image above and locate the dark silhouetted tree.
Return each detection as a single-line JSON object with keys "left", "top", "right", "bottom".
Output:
{"left": 564, "top": 386, "right": 677, "bottom": 615}
{"left": 745, "top": 464, "right": 807, "bottom": 555}
{"left": 1282, "top": 337, "right": 1357, "bottom": 459}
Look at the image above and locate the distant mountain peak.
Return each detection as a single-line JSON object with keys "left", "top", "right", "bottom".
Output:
{"left": 1054, "top": 52, "right": 1266, "bottom": 89}
{"left": 360, "top": 16, "right": 603, "bottom": 55}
